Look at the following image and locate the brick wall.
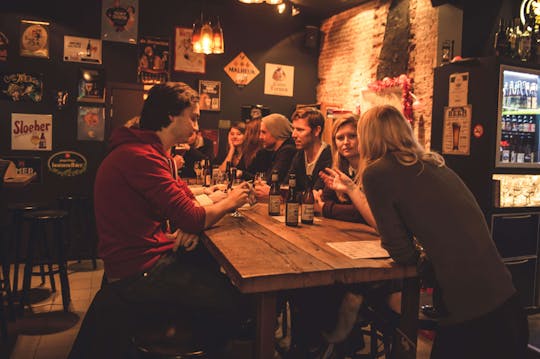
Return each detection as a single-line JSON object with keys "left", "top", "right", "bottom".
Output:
{"left": 318, "top": 0, "right": 438, "bottom": 149}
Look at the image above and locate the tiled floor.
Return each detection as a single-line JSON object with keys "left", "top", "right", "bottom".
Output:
{"left": 0, "top": 260, "right": 466, "bottom": 358}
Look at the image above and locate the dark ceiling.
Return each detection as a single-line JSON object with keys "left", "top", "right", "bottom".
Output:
{"left": 293, "top": 0, "right": 373, "bottom": 17}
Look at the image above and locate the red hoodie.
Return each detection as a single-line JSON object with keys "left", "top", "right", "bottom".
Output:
{"left": 94, "top": 127, "right": 206, "bottom": 279}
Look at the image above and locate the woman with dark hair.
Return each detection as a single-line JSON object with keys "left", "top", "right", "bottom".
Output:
{"left": 218, "top": 121, "right": 245, "bottom": 172}
{"left": 322, "top": 105, "right": 527, "bottom": 359}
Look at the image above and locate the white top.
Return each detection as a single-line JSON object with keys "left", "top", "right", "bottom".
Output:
{"left": 304, "top": 142, "right": 328, "bottom": 176}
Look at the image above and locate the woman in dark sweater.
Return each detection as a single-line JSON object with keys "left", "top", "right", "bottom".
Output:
{"left": 315, "top": 115, "right": 375, "bottom": 226}
{"left": 322, "top": 105, "right": 527, "bottom": 359}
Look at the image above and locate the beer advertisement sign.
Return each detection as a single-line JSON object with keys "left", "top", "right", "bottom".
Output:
{"left": 442, "top": 105, "right": 471, "bottom": 156}
{"left": 224, "top": 52, "right": 259, "bottom": 87}
{"left": 11, "top": 113, "right": 52, "bottom": 151}
{"left": 48, "top": 151, "right": 87, "bottom": 177}
{"left": 264, "top": 63, "right": 294, "bottom": 97}
{"left": 1, "top": 156, "right": 42, "bottom": 183}
{"left": 63, "top": 36, "right": 102, "bottom": 64}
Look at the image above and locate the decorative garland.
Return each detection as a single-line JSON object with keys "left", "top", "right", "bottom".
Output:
{"left": 367, "top": 74, "right": 414, "bottom": 124}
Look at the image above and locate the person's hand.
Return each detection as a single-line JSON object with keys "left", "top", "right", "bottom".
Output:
{"left": 313, "top": 189, "right": 325, "bottom": 213}
{"left": 208, "top": 190, "right": 227, "bottom": 203}
{"left": 320, "top": 168, "right": 356, "bottom": 194}
{"left": 254, "top": 181, "right": 270, "bottom": 199}
{"left": 173, "top": 155, "right": 185, "bottom": 169}
{"left": 204, "top": 184, "right": 226, "bottom": 194}
{"left": 225, "top": 182, "right": 249, "bottom": 210}
{"left": 228, "top": 132, "right": 235, "bottom": 150}
{"left": 172, "top": 229, "right": 199, "bottom": 252}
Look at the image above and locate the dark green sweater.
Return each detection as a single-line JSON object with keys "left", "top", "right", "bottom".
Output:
{"left": 362, "top": 154, "right": 515, "bottom": 325}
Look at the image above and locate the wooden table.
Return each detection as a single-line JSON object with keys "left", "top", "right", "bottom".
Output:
{"left": 201, "top": 203, "right": 419, "bottom": 359}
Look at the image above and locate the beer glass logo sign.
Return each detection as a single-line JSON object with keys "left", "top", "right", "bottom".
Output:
{"left": 48, "top": 151, "right": 87, "bottom": 177}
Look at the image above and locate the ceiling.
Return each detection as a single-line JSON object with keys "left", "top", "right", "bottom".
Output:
{"left": 293, "top": 0, "right": 373, "bottom": 17}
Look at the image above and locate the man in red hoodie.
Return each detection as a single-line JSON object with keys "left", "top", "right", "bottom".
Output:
{"left": 69, "top": 82, "right": 250, "bottom": 358}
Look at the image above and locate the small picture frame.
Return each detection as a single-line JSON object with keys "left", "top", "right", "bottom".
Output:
{"left": 77, "top": 106, "right": 105, "bottom": 141}
{"left": 78, "top": 68, "right": 105, "bottom": 103}
{"left": 20, "top": 20, "right": 49, "bottom": 58}
{"left": 199, "top": 80, "right": 221, "bottom": 111}
{"left": 174, "top": 27, "right": 205, "bottom": 74}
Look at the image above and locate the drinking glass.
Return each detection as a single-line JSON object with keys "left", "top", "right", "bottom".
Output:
{"left": 193, "top": 161, "right": 202, "bottom": 184}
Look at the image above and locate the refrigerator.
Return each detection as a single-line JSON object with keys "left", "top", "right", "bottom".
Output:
{"left": 431, "top": 57, "right": 540, "bottom": 309}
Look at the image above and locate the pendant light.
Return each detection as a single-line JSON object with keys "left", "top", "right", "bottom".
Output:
{"left": 212, "top": 17, "right": 224, "bottom": 54}
{"left": 192, "top": 13, "right": 225, "bottom": 55}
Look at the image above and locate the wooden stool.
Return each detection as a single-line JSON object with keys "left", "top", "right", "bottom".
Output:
{"left": 20, "top": 210, "right": 71, "bottom": 313}
{"left": 58, "top": 195, "right": 97, "bottom": 269}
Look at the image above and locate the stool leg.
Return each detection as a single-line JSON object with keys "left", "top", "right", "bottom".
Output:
{"left": 40, "top": 230, "right": 56, "bottom": 292}
{"left": 39, "top": 264, "right": 46, "bottom": 285}
{"left": 20, "top": 222, "right": 37, "bottom": 314}
{"left": 55, "top": 220, "right": 70, "bottom": 312}
{"left": 0, "top": 263, "right": 14, "bottom": 321}
{"left": 0, "top": 288, "right": 7, "bottom": 340}
{"left": 12, "top": 214, "right": 23, "bottom": 295}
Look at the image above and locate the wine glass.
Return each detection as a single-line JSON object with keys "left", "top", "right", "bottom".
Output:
{"left": 193, "top": 161, "right": 202, "bottom": 184}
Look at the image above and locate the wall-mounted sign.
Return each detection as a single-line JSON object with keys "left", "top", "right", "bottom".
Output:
{"left": 224, "top": 52, "right": 259, "bottom": 87}
{"left": 0, "top": 32, "right": 8, "bottom": 62}
{"left": 174, "top": 27, "right": 205, "bottom": 74}
{"left": 11, "top": 113, "right": 52, "bottom": 151}
{"left": 1, "top": 155, "right": 42, "bottom": 183}
{"left": 448, "top": 72, "right": 468, "bottom": 107}
{"left": 199, "top": 80, "right": 221, "bottom": 111}
{"left": 264, "top": 63, "right": 294, "bottom": 97}
{"left": 48, "top": 151, "right": 87, "bottom": 177}
{"left": 138, "top": 36, "right": 169, "bottom": 84}
{"left": 442, "top": 105, "right": 471, "bottom": 156}
{"left": 63, "top": 36, "right": 102, "bottom": 64}
{"left": 77, "top": 106, "right": 105, "bottom": 141}
{"left": 520, "top": 0, "right": 539, "bottom": 25}
{"left": 0, "top": 72, "right": 43, "bottom": 102}
{"left": 101, "top": 0, "right": 138, "bottom": 44}
{"left": 20, "top": 20, "right": 49, "bottom": 58}
{"left": 78, "top": 68, "right": 105, "bottom": 103}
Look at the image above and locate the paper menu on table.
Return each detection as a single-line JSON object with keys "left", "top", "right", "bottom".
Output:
{"left": 327, "top": 241, "right": 390, "bottom": 259}
{"left": 273, "top": 216, "right": 322, "bottom": 223}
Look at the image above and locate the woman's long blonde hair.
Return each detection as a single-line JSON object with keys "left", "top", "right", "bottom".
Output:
{"left": 330, "top": 114, "right": 359, "bottom": 201}
{"left": 357, "top": 105, "right": 444, "bottom": 180}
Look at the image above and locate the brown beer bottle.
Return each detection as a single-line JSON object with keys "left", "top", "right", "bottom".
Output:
{"left": 268, "top": 170, "right": 281, "bottom": 216}
{"left": 203, "top": 159, "right": 212, "bottom": 187}
{"left": 285, "top": 173, "right": 299, "bottom": 226}
{"left": 301, "top": 176, "right": 314, "bottom": 224}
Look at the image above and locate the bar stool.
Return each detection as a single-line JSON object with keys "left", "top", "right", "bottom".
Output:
{"left": 7, "top": 202, "right": 49, "bottom": 294}
{"left": 20, "top": 210, "right": 71, "bottom": 313}
{"left": 58, "top": 195, "right": 97, "bottom": 269}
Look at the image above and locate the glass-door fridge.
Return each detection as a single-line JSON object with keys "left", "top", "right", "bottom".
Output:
{"left": 431, "top": 57, "right": 540, "bottom": 309}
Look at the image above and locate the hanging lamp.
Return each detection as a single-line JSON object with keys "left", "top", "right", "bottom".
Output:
{"left": 212, "top": 17, "right": 224, "bottom": 54}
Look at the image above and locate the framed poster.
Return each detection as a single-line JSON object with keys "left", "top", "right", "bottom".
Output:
{"left": 64, "top": 36, "right": 102, "bottom": 64}
{"left": 264, "top": 63, "right": 294, "bottom": 97}
{"left": 174, "top": 27, "right": 205, "bottom": 74}
{"left": 78, "top": 68, "right": 105, "bottom": 103}
{"left": 11, "top": 113, "right": 52, "bottom": 151}
{"left": 1, "top": 155, "right": 42, "bottom": 183}
{"left": 0, "top": 32, "right": 8, "bottom": 62}
{"left": 101, "top": 0, "right": 138, "bottom": 44}
{"left": 20, "top": 20, "right": 49, "bottom": 58}
{"left": 138, "top": 36, "right": 169, "bottom": 84}
{"left": 77, "top": 106, "right": 105, "bottom": 141}
{"left": 0, "top": 72, "right": 43, "bottom": 102}
{"left": 442, "top": 105, "right": 472, "bottom": 156}
{"left": 199, "top": 80, "right": 221, "bottom": 111}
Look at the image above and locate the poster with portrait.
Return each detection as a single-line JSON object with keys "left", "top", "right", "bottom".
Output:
{"left": 0, "top": 32, "right": 8, "bottom": 62}
{"left": 78, "top": 68, "right": 105, "bottom": 103}
{"left": 174, "top": 27, "right": 205, "bottom": 74}
{"left": 199, "top": 80, "right": 221, "bottom": 111}
{"left": 264, "top": 63, "right": 294, "bottom": 97}
{"left": 64, "top": 36, "right": 102, "bottom": 64}
{"left": 20, "top": 20, "right": 49, "bottom": 58}
{"left": 101, "top": 0, "right": 138, "bottom": 44}
{"left": 0, "top": 72, "right": 43, "bottom": 102}
{"left": 1, "top": 155, "right": 43, "bottom": 183}
{"left": 11, "top": 113, "right": 52, "bottom": 151}
{"left": 138, "top": 36, "right": 169, "bottom": 84}
{"left": 77, "top": 106, "right": 105, "bottom": 141}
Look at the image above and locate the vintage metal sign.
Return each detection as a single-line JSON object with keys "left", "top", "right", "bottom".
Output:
{"left": 48, "top": 151, "right": 87, "bottom": 177}
{"left": 0, "top": 72, "right": 43, "bottom": 102}
{"left": 11, "top": 113, "right": 52, "bottom": 151}
{"left": 1, "top": 155, "right": 42, "bottom": 183}
{"left": 64, "top": 36, "right": 102, "bottom": 64}
{"left": 101, "top": 0, "right": 138, "bottom": 44}
{"left": 224, "top": 52, "right": 259, "bottom": 87}
{"left": 0, "top": 32, "right": 8, "bottom": 62}
{"left": 20, "top": 20, "right": 49, "bottom": 58}
{"left": 264, "top": 63, "right": 294, "bottom": 97}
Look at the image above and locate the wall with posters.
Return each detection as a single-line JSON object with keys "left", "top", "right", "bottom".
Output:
{"left": 0, "top": 0, "right": 320, "bottom": 205}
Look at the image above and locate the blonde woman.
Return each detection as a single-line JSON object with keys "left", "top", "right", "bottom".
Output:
{"left": 322, "top": 105, "right": 526, "bottom": 359}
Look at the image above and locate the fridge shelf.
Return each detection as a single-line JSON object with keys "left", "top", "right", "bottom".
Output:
{"left": 502, "top": 109, "right": 540, "bottom": 115}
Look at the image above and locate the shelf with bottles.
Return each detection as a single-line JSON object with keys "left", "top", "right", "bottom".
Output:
{"left": 502, "top": 108, "right": 540, "bottom": 115}
{"left": 501, "top": 114, "right": 537, "bottom": 133}
{"left": 493, "top": 174, "right": 540, "bottom": 208}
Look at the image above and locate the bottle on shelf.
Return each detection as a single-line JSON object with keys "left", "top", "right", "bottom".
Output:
{"left": 519, "top": 20, "right": 532, "bottom": 62}
{"left": 285, "top": 173, "right": 299, "bottom": 227}
{"left": 268, "top": 170, "right": 281, "bottom": 216}
{"left": 494, "top": 18, "right": 509, "bottom": 57}
{"left": 300, "top": 177, "right": 315, "bottom": 225}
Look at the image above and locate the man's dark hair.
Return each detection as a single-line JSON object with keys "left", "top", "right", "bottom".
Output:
{"left": 291, "top": 107, "right": 325, "bottom": 138}
{"left": 139, "top": 82, "right": 199, "bottom": 131}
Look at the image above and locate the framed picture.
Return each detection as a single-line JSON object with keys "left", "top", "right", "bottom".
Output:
{"left": 1, "top": 155, "right": 42, "bottom": 183}
{"left": 77, "top": 106, "right": 105, "bottom": 141}
{"left": 0, "top": 72, "right": 43, "bottom": 102}
{"left": 101, "top": 0, "right": 138, "bottom": 44}
{"left": 264, "top": 63, "right": 294, "bottom": 97}
{"left": 199, "top": 80, "right": 221, "bottom": 111}
{"left": 20, "top": 20, "right": 49, "bottom": 58}
{"left": 64, "top": 36, "right": 102, "bottom": 64}
{"left": 138, "top": 36, "right": 169, "bottom": 84}
{"left": 174, "top": 27, "right": 205, "bottom": 74}
{"left": 11, "top": 113, "right": 52, "bottom": 151}
{"left": 78, "top": 68, "right": 105, "bottom": 103}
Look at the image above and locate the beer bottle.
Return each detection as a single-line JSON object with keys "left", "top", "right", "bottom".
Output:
{"left": 285, "top": 173, "right": 299, "bottom": 227}
{"left": 203, "top": 159, "right": 212, "bottom": 187}
{"left": 268, "top": 170, "right": 281, "bottom": 216}
{"left": 225, "top": 161, "right": 232, "bottom": 185}
{"left": 38, "top": 132, "right": 46, "bottom": 149}
{"left": 301, "top": 177, "right": 314, "bottom": 224}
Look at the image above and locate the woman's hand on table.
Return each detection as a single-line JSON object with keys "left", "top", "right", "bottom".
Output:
{"left": 320, "top": 168, "right": 356, "bottom": 195}
{"left": 313, "top": 189, "right": 325, "bottom": 213}
{"left": 254, "top": 179, "right": 270, "bottom": 199}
